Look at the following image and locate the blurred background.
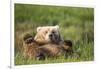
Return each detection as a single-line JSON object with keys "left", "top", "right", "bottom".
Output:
{"left": 14, "top": 4, "right": 94, "bottom": 65}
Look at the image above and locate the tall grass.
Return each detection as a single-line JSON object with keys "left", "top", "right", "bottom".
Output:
{"left": 14, "top": 4, "right": 94, "bottom": 65}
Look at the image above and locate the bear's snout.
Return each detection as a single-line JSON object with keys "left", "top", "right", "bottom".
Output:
{"left": 49, "top": 34, "right": 53, "bottom": 37}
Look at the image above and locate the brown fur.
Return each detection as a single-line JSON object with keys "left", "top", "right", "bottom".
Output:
{"left": 23, "top": 34, "right": 41, "bottom": 59}
{"left": 39, "top": 40, "right": 73, "bottom": 57}
{"left": 39, "top": 44, "right": 64, "bottom": 57}
{"left": 23, "top": 34, "right": 73, "bottom": 59}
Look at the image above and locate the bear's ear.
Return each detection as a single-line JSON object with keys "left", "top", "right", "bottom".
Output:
{"left": 37, "top": 27, "right": 41, "bottom": 32}
{"left": 55, "top": 25, "right": 59, "bottom": 29}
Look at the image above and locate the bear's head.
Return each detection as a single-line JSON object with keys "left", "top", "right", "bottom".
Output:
{"left": 34, "top": 25, "right": 62, "bottom": 45}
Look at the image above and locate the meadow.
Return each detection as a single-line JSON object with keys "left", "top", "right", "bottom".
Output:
{"left": 14, "top": 4, "right": 94, "bottom": 65}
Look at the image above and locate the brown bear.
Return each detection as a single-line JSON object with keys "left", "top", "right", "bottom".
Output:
{"left": 33, "top": 25, "right": 73, "bottom": 57}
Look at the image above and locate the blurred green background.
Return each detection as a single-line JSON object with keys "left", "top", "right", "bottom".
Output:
{"left": 15, "top": 4, "right": 94, "bottom": 65}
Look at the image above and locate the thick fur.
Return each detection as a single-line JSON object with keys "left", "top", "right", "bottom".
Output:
{"left": 23, "top": 34, "right": 73, "bottom": 59}
{"left": 34, "top": 25, "right": 63, "bottom": 45}
{"left": 39, "top": 44, "right": 65, "bottom": 57}
{"left": 39, "top": 40, "right": 73, "bottom": 57}
{"left": 23, "top": 34, "right": 45, "bottom": 60}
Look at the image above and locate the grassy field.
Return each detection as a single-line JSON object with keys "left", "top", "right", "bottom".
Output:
{"left": 14, "top": 4, "right": 94, "bottom": 65}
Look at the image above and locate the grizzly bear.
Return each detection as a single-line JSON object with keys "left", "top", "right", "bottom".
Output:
{"left": 34, "top": 25, "right": 73, "bottom": 58}
{"left": 22, "top": 25, "right": 73, "bottom": 60}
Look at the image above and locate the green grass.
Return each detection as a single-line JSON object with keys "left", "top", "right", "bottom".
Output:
{"left": 15, "top": 42, "right": 94, "bottom": 65}
{"left": 14, "top": 3, "right": 94, "bottom": 65}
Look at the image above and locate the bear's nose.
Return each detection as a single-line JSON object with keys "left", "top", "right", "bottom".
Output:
{"left": 49, "top": 34, "right": 53, "bottom": 37}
